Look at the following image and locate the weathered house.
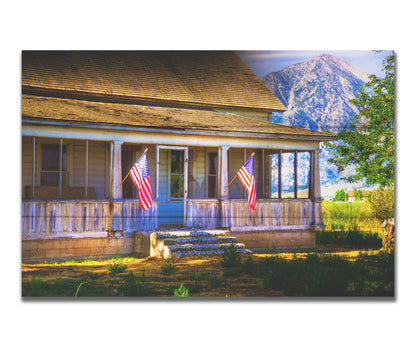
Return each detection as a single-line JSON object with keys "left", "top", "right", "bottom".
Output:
{"left": 21, "top": 51, "right": 335, "bottom": 261}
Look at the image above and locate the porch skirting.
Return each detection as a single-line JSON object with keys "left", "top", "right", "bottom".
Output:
{"left": 21, "top": 198, "right": 323, "bottom": 261}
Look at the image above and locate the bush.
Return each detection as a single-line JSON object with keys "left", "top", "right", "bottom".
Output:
{"left": 106, "top": 256, "right": 127, "bottom": 276}
{"left": 123, "top": 271, "right": 153, "bottom": 296}
{"left": 316, "top": 230, "right": 382, "bottom": 248}
{"left": 160, "top": 260, "right": 178, "bottom": 275}
{"left": 366, "top": 186, "right": 395, "bottom": 222}
{"left": 220, "top": 244, "right": 241, "bottom": 267}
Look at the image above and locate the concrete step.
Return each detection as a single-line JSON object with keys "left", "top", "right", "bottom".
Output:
{"left": 169, "top": 242, "right": 246, "bottom": 253}
{"left": 163, "top": 236, "right": 237, "bottom": 246}
{"left": 155, "top": 230, "right": 231, "bottom": 239}
{"left": 171, "top": 248, "right": 253, "bottom": 258}
{"left": 150, "top": 229, "right": 252, "bottom": 259}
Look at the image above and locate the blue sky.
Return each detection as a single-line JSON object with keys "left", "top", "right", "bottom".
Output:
{"left": 236, "top": 50, "right": 393, "bottom": 78}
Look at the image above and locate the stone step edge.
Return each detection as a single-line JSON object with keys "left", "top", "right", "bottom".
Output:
{"left": 155, "top": 230, "right": 231, "bottom": 239}
{"left": 171, "top": 249, "right": 253, "bottom": 257}
{"left": 163, "top": 236, "right": 237, "bottom": 245}
{"left": 168, "top": 242, "right": 246, "bottom": 252}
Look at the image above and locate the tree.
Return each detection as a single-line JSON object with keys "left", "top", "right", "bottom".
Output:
{"left": 333, "top": 188, "right": 347, "bottom": 202}
{"left": 353, "top": 188, "right": 363, "bottom": 201}
{"left": 325, "top": 53, "right": 395, "bottom": 188}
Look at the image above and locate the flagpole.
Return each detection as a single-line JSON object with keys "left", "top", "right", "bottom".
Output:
{"left": 226, "top": 152, "right": 255, "bottom": 187}
{"left": 121, "top": 148, "right": 148, "bottom": 185}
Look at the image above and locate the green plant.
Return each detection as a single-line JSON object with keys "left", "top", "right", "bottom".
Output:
{"left": 366, "top": 186, "right": 395, "bottom": 222}
{"left": 220, "top": 244, "right": 241, "bottom": 267}
{"left": 333, "top": 189, "right": 347, "bottom": 202}
{"left": 106, "top": 256, "right": 127, "bottom": 276}
{"left": 174, "top": 283, "right": 189, "bottom": 297}
{"left": 123, "top": 271, "right": 153, "bottom": 296}
{"left": 206, "top": 272, "right": 224, "bottom": 288}
{"left": 74, "top": 281, "right": 88, "bottom": 297}
{"left": 160, "top": 260, "right": 178, "bottom": 275}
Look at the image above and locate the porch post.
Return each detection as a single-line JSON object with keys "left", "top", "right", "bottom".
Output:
{"left": 219, "top": 146, "right": 229, "bottom": 228}
{"left": 32, "top": 137, "right": 36, "bottom": 199}
{"left": 112, "top": 141, "right": 123, "bottom": 200}
{"left": 109, "top": 140, "right": 123, "bottom": 233}
{"left": 219, "top": 145, "right": 229, "bottom": 200}
{"left": 84, "top": 140, "right": 89, "bottom": 199}
{"left": 311, "top": 149, "right": 324, "bottom": 231}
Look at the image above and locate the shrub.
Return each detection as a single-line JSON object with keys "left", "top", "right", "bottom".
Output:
{"left": 160, "top": 260, "right": 178, "bottom": 275}
{"left": 123, "top": 271, "right": 153, "bottom": 296}
{"left": 366, "top": 186, "right": 395, "bottom": 222}
{"left": 220, "top": 244, "right": 241, "bottom": 267}
{"left": 106, "top": 256, "right": 127, "bottom": 276}
{"left": 316, "top": 230, "right": 382, "bottom": 248}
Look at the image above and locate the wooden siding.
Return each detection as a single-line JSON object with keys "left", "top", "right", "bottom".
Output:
{"left": 22, "top": 137, "right": 34, "bottom": 198}
{"left": 21, "top": 200, "right": 158, "bottom": 235}
{"left": 189, "top": 147, "right": 206, "bottom": 198}
{"left": 186, "top": 199, "right": 220, "bottom": 229}
{"left": 221, "top": 199, "right": 313, "bottom": 231}
{"left": 184, "top": 199, "right": 315, "bottom": 231}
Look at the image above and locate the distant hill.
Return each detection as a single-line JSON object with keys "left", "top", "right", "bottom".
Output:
{"left": 260, "top": 54, "right": 370, "bottom": 198}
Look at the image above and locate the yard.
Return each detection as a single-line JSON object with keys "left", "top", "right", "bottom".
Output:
{"left": 22, "top": 246, "right": 394, "bottom": 297}
{"left": 22, "top": 201, "right": 394, "bottom": 298}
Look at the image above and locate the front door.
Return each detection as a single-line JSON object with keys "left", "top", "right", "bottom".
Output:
{"left": 157, "top": 146, "right": 188, "bottom": 226}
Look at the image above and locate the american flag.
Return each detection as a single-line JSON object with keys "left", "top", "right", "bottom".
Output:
{"left": 237, "top": 156, "right": 256, "bottom": 210}
{"left": 129, "top": 151, "right": 153, "bottom": 211}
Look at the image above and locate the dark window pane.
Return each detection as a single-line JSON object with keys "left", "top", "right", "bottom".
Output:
{"left": 208, "top": 175, "right": 217, "bottom": 198}
{"left": 41, "top": 144, "right": 67, "bottom": 171}
{"left": 170, "top": 175, "right": 184, "bottom": 198}
{"left": 208, "top": 152, "right": 217, "bottom": 174}
{"left": 171, "top": 150, "right": 184, "bottom": 174}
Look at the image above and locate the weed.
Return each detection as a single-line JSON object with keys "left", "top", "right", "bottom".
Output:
{"left": 160, "top": 260, "right": 178, "bottom": 275}
{"left": 106, "top": 256, "right": 127, "bottom": 276}
{"left": 174, "top": 283, "right": 189, "bottom": 297}
{"left": 206, "top": 272, "right": 224, "bottom": 288}
{"left": 123, "top": 271, "right": 153, "bottom": 296}
{"left": 74, "top": 281, "right": 88, "bottom": 297}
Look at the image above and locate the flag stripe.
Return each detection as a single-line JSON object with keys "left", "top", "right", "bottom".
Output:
{"left": 129, "top": 152, "right": 153, "bottom": 211}
{"left": 236, "top": 156, "right": 256, "bottom": 210}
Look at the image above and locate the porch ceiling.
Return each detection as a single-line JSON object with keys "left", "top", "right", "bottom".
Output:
{"left": 22, "top": 94, "right": 335, "bottom": 140}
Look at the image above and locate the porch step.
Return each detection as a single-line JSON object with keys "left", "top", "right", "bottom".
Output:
{"left": 150, "top": 229, "right": 252, "bottom": 258}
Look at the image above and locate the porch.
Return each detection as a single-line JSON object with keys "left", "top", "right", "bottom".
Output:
{"left": 22, "top": 136, "right": 323, "bottom": 235}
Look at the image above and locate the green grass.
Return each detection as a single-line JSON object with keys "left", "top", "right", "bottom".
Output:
{"left": 316, "top": 230, "right": 382, "bottom": 248}
{"left": 322, "top": 201, "right": 381, "bottom": 232}
{"left": 237, "top": 252, "right": 394, "bottom": 296}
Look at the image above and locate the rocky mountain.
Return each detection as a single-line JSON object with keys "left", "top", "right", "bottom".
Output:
{"left": 260, "top": 54, "right": 370, "bottom": 197}
{"left": 261, "top": 53, "right": 368, "bottom": 132}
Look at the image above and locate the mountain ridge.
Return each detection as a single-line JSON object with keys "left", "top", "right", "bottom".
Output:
{"left": 261, "top": 53, "right": 368, "bottom": 132}
{"left": 260, "top": 53, "right": 370, "bottom": 197}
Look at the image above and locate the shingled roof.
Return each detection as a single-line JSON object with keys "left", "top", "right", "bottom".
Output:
{"left": 22, "top": 95, "right": 334, "bottom": 140}
{"left": 22, "top": 51, "right": 286, "bottom": 113}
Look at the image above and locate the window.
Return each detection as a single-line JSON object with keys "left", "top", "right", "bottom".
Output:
{"left": 270, "top": 151, "right": 311, "bottom": 199}
{"left": 170, "top": 150, "right": 184, "bottom": 198}
{"left": 41, "top": 144, "right": 67, "bottom": 186}
{"left": 297, "top": 152, "right": 311, "bottom": 199}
